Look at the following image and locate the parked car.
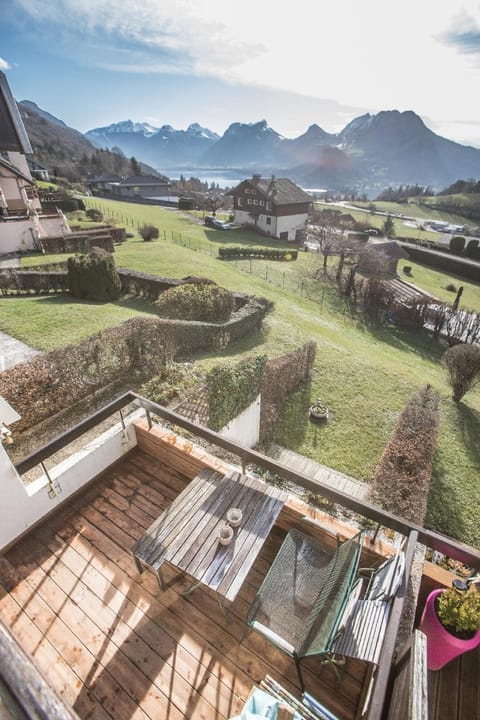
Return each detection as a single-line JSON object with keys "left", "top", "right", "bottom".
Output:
{"left": 204, "top": 216, "right": 231, "bottom": 230}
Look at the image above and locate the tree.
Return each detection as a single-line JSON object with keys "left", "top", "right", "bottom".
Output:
{"left": 449, "top": 236, "right": 465, "bottom": 254}
{"left": 382, "top": 215, "right": 395, "bottom": 238}
{"left": 130, "top": 156, "right": 140, "bottom": 175}
{"left": 308, "top": 224, "right": 340, "bottom": 272}
{"left": 443, "top": 344, "right": 480, "bottom": 402}
{"left": 139, "top": 224, "right": 159, "bottom": 242}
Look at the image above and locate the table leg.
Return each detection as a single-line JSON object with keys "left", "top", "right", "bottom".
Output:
{"left": 181, "top": 579, "right": 203, "bottom": 597}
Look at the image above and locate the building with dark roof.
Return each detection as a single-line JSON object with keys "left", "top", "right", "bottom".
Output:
{"left": 0, "top": 71, "right": 70, "bottom": 252}
{"left": 227, "top": 174, "right": 312, "bottom": 240}
{"left": 112, "top": 174, "right": 170, "bottom": 199}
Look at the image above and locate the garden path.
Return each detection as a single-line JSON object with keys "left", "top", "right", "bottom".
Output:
{"left": 268, "top": 443, "right": 369, "bottom": 500}
{"left": 0, "top": 331, "right": 39, "bottom": 370}
{"left": 0, "top": 254, "right": 40, "bottom": 369}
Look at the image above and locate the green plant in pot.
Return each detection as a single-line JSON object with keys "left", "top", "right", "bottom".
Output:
{"left": 437, "top": 587, "right": 480, "bottom": 639}
{"left": 419, "top": 586, "right": 480, "bottom": 670}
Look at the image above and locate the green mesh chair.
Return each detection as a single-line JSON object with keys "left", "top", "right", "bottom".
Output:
{"left": 246, "top": 527, "right": 365, "bottom": 691}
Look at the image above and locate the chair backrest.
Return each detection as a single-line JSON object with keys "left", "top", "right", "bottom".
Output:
{"left": 367, "top": 551, "right": 405, "bottom": 602}
{"left": 300, "top": 530, "right": 365, "bottom": 657}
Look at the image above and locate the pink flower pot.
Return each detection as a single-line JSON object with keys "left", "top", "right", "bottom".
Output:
{"left": 419, "top": 588, "right": 480, "bottom": 670}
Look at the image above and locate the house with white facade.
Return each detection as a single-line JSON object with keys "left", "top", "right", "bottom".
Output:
{"left": 0, "top": 71, "right": 70, "bottom": 254}
{"left": 227, "top": 174, "right": 312, "bottom": 241}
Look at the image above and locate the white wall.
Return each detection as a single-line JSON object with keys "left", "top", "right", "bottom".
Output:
{"left": 276, "top": 212, "right": 308, "bottom": 240}
{"left": 0, "top": 413, "right": 140, "bottom": 552}
{"left": 234, "top": 209, "right": 306, "bottom": 239}
{"left": 219, "top": 394, "right": 261, "bottom": 448}
{"left": 0, "top": 219, "right": 38, "bottom": 253}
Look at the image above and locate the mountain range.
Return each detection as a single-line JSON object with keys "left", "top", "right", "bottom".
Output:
{"left": 85, "top": 111, "right": 480, "bottom": 193}
{"left": 18, "top": 101, "right": 158, "bottom": 182}
{"left": 17, "top": 99, "right": 480, "bottom": 194}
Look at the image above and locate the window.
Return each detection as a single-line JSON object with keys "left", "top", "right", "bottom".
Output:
{"left": 266, "top": 217, "right": 271, "bottom": 225}
{"left": 245, "top": 188, "right": 250, "bottom": 194}
{"left": 247, "top": 199, "right": 252, "bottom": 205}
{"left": 238, "top": 198, "right": 243, "bottom": 207}
{"left": 254, "top": 199, "right": 258, "bottom": 205}
{"left": 266, "top": 202, "right": 272, "bottom": 211}
{"left": 259, "top": 200, "right": 264, "bottom": 206}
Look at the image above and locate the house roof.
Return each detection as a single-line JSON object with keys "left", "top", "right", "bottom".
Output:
{"left": 0, "top": 155, "right": 34, "bottom": 184}
{"left": 229, "top": 176, "right": 312, "bottom": 205}
{"left": 366, "top": 240, "right": 409, "bottom": 259}
{"left": 119, "top": 174, "right": 169, "bottom": 186}
{"left": 90, "top": 174, "right": 123, "bottom": 183}
{"left": 0, "top": 71, "right": 32, "bottom": 154}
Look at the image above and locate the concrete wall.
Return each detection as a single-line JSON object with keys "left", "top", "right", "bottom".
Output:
{"left": 0, "top": 412, "right": 140, "bottom": 552}
{"left": 219, "top": 394, "right": 261, "bottom": 448}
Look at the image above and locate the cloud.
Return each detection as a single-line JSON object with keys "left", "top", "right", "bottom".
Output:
{"left": 440, "top": 10, "right": 480, "bottom": 56}
{"left": 0, "top": 57, "right": 12, "bottom": 70}
{"left": 13, "top": 0, "right": 264, "bottom": 76}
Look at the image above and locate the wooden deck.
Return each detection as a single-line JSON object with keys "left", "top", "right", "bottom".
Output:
{"left": 429, "top": 645, "right": 480, "bottom": 720}
{"left": 269, "top": 444, "right": 369, "bottom": 500}
{"left": 0, "top": 448, "right": 370, "bottom": 720}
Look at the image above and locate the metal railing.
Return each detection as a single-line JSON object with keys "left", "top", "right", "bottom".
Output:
{"left": 12, "top": 390, "right": 480, "bottom": 720}
{"left": 15, "top": 390, "right": 480, "bottom": 568}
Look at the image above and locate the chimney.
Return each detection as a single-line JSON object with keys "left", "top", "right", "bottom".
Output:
{"left": 252, "top": 173, "right": 262, "bottom": 183}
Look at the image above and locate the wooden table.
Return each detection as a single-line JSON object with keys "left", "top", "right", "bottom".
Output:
{"left": 132, "top": 468, "right": 287, "bottom": 604}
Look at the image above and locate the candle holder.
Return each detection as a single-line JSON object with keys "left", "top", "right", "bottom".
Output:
{"left": 227, "top": 507, "right": 243, "bottom": 528}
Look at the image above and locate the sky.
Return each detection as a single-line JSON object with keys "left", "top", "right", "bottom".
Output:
{"left": 1, "top": 0, "right": 480, "bottom": 146}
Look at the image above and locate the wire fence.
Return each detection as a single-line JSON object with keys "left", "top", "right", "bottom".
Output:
{"left": 83, "top": 197, "right": 336, "bottom": 309}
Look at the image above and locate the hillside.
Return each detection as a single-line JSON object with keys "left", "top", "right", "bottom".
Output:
{"left": 18, "top": 101, "right": 158, "bottom": 183}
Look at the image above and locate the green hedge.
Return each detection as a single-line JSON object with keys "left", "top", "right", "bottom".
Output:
{"left": 155, "top": 283, "right": 235, "bottom": 322}
{"left": 207, "top": 355, "right": 267, "bottom": 431}
{"left": 219, "top": 246, "right": 298, "bottom": 261}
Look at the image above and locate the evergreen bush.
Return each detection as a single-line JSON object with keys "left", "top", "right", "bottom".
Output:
{"left": 67, "top": 247, "right": 121, "bottom": 301}
{"left": 450, "top": 236, "right": 466, "bottom": 254}
{"left": 155, "top": 282, "right": 235, "bottom": 322}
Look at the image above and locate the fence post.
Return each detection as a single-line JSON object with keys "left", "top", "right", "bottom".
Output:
{"left": 283, "top": 272, "right": 285, "bottom": 287}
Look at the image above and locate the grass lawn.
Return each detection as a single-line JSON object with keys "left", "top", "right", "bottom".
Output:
{"left": 7, "top": 197, "right": 480, "bottom": 548}
{"left": 351, "top": 199, "right": 475, "bottom": 227}
{"left": 397, "top": 259, "right": 480, "bottom": 311}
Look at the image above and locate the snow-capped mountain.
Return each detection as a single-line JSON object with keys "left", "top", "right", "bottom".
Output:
{"left": 85, "top": 120, "right": 220, "bottom": 166}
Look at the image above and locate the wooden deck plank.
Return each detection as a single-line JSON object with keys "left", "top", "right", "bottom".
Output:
{"left": 269, "top": 443, "right": 369, "bottom": 501}
{"left": 1, "top": 449, "right": 370, "bottom": 720}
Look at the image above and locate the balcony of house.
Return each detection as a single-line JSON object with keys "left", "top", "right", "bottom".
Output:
{"left": 0, "top": 393, "right": 479, "bottom": 720}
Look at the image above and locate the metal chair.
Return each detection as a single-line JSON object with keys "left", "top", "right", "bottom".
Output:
{"left": 245, "top": 528, "right": 365, "bottom": 691}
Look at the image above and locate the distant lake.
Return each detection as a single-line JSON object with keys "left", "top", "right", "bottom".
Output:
{"left": 162, "top": 167, "right": 246, "bottom": 189}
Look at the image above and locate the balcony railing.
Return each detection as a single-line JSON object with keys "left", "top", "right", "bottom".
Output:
{"left": 12, "top": 390, "right": 480, "bottom": 720}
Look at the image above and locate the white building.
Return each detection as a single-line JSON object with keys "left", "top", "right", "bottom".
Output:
{"left": 227, "top": 174, "right": 312, "bottom": 241}
{"left": 0, "top": 71, "right": 70, "bottom": 254}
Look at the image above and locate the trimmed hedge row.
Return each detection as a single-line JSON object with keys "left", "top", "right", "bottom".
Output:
{"left": 260, "top": 341, "right": 317, "bottom": 443}
{"left": 369, "top": 384, "right": 440, "bottom": 525}
{"left": 401, "top": 244, "right": 480, "bottom": 281}
{"left": 219, "top": 246, "right": 298, "bottom": 261}
{"left": 0, "top": 270, "right": 68, "bottom": 295}
{"left": 206, "top": 355, "right": 267, "bottom": 431}
{"left": 0, "top": 297, "right": 270, "bottom": 433}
